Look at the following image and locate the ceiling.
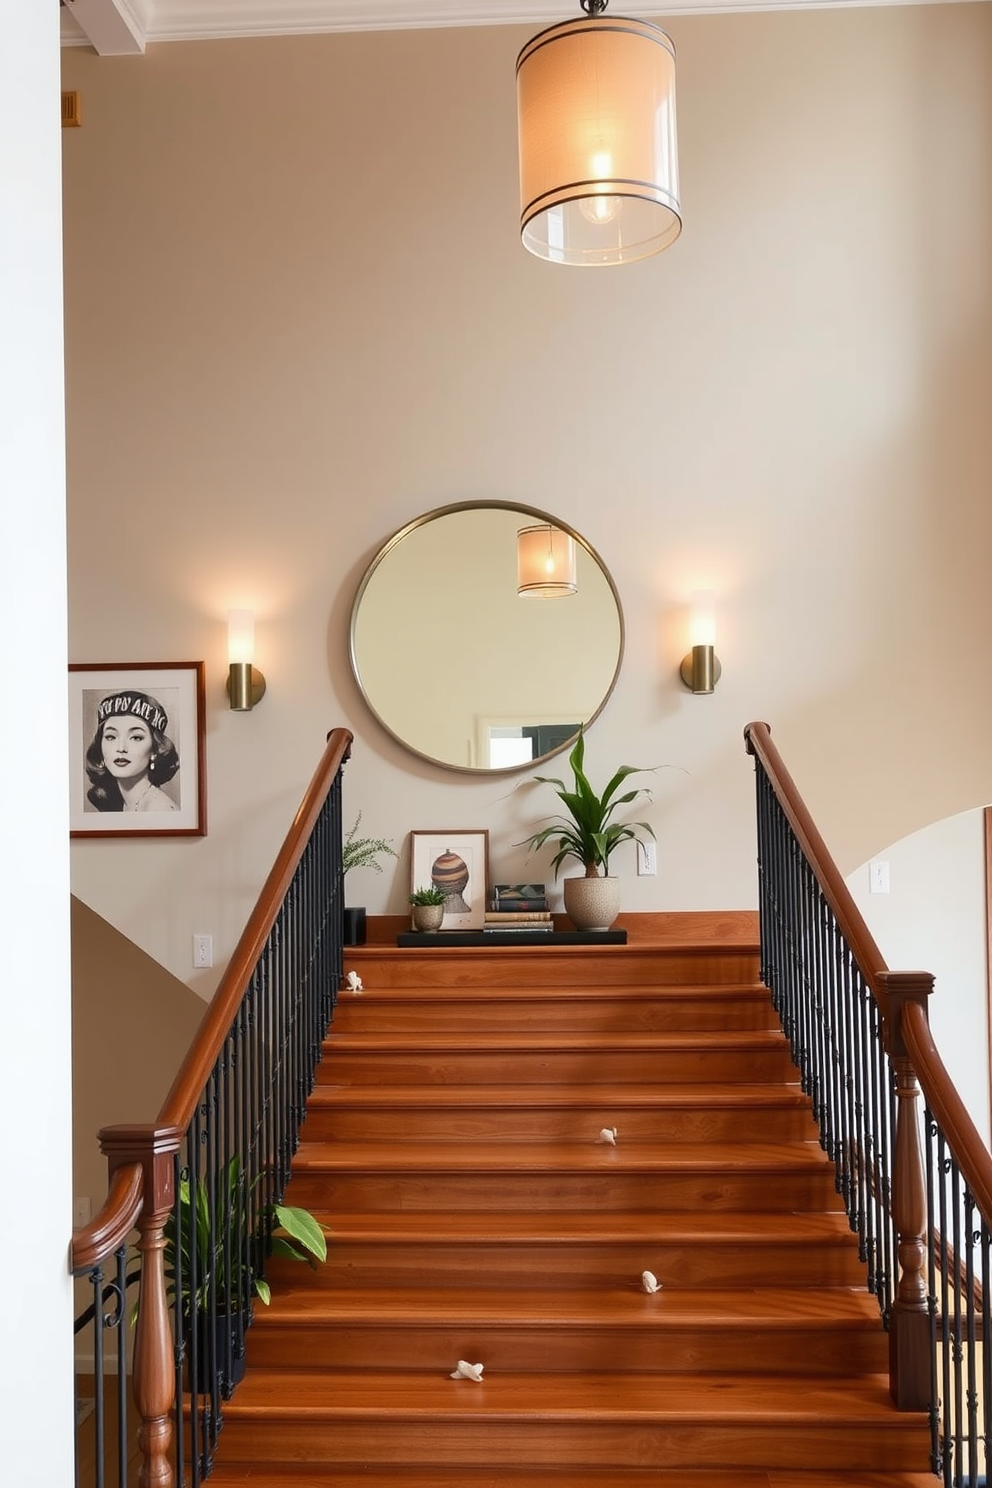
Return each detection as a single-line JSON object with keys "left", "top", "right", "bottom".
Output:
{"left": 60, "top": 0, "right": 956, "bottom": 56}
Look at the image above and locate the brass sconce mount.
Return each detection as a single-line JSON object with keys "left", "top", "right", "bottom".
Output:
{"left": 227, "top": 663, "right": 266, "bottom": 711}
{"left": 680, "top": 645, "right": 722, "bottom": 695}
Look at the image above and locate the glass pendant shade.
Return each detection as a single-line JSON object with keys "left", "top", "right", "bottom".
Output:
{"left": 517, "top": 13, "right": 681, "bottom": 267}
{"left": 517, "top": 524, "right": 578, "bottom": 597}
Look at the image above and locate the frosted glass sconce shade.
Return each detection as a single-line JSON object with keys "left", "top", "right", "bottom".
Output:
{"left": 679, "top": 592, "right": 722, "bottom": 694}
{"left": 227, "top": 609, "right": 266, "bottom": 710}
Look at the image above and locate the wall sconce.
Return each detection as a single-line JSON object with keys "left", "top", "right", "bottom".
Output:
{"left": 227, "top": 609, "right": 266, "bottom": 711}
{"left": 517, "top": 524, "right": 578, "bottom": 598}
{"left": 679, "top": 591, "right": 722, "bottom": 694}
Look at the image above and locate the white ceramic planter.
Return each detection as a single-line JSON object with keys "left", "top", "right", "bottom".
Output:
{"left": 563, "top": 875, "right": 621, "bottom": 932}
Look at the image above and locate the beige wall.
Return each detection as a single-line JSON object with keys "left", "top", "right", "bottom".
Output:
{"left": 61, "top": 7, "right": 992, "bottom": 987}
{"left": 71, "top": 896, "right": 205, "bottom": 1207}
{"left": 848, "top": 810, "right": 991, "bottom": 1150}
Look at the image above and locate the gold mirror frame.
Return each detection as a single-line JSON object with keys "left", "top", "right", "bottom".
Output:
{"left": 348, "top": 500, "right": 625, "bottom": 775}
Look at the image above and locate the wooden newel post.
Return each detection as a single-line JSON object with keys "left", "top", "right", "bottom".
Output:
{"left": 878, "top": 970, "right": 934, "bottom": 1411}
{"left": 100, "top": 1123, "right": 184, "bottom": 1488}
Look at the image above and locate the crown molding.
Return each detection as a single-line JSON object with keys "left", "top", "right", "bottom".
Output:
{"left": 59, "top": 0, "right": 969, "bottom": 52}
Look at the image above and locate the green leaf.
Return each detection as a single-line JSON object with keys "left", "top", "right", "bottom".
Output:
{"left": 273, "top": 1204, "right": 328, "bottom": 1264}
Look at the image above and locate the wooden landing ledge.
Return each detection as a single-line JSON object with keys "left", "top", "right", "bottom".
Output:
{"left": 361, "top": 911, "right": 759, "bottom": 949}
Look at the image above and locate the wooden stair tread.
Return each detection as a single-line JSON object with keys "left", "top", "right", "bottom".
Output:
{"left": 308, "top": 1082, "right": 807, "bottom": 1110}
{"left": 261, "top": 1285, "right": 883, "bottom": 1327}
{"left": 206, "top": 1470, "right": 937, "bottom": 1487}
{"left": 309, "top": 1210, "right": 857, "bottom": 1244}
{"left": 221, "top": 1370, "right": 918, "bottom": 1423}
{"left": 292, "top": 1139, "right": 830, "bottom": 1171}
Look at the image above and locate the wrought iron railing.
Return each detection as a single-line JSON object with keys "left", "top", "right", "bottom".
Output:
{"left": 71, "top": 727, "right": 352, "bottom": 1488}
{"left": 746, "top": 720, "right": 992, "bottom": 1484}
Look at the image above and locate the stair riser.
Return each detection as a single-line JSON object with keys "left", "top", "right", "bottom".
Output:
{"left": 247, "top": 1322, "right": 886, "bottom": 1375}
{"left": 218, "top": 1417, "right": 924, "bottom": 1470}
{"left": 302, "top": 1105, "right": 815, "bottom": 1143}
{"left": 266, "top": 1240, "right": 865, "bottom": 1290}
{"left": 286, "top": 1169, "right": 842, "bottom": 1212}
{"left": 316, "top": 1049, "right": 797, "bottom": 1085}
{"left": 344, "top": 950, "right": 761, "bottom": 990}
{"left": 332, "top": 998, "right": 778, "bottom": 1035}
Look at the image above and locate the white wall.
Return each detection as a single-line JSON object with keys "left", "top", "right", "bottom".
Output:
{"left": 61, "top": 7, "right": 992, "bottom": 995}
{"left": 847, "top": 808, "right": 990, "bottom": 1148}
{"left": 0, "top": 4, "right": 74, "bottom": 1480}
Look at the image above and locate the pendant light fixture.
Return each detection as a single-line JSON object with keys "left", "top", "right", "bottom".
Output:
{"left": 516, "top": 0, "right": 681, "bottom": 267}
{"left": 517, "top": 523, "right": 578, "bottom": 598}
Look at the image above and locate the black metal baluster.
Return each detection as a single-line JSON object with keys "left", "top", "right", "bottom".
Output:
{"left": 964, "top": 1187, "right": 978, "bottom": 1485}
{"left": 981, "top": 1217, "right": 990, "bottom": 1485}
{"left": 925, "top": 1108, "right": 942, "bottom": 1476}
{"left": 92, "top": 1261, "right": 106, "bottom": 1485}
{"left": 111, "top": 1245, "right": 128, "bottom": 1488}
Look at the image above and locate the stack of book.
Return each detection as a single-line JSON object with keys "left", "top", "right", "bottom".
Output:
{"left": 484, "top": 884, "right": 554, "bottom": 935}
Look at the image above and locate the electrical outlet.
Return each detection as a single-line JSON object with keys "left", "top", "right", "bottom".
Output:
{"left": 869, "top": 860, "right": 890, "bottom": 895}
{"left": 637, "top": 840, "right": 657, "bottom": 876}
{"left": 193, "top": 934, "right": 213, "bottom": 968}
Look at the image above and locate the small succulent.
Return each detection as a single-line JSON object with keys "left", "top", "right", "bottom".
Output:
{"left": 409, "top": 885, "right": 447, "bottom": 906}
{"left": 342, "top": 813, "right": 397, "bottom": 875}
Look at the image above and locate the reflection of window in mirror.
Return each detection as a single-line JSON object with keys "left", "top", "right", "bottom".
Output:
{"left": 482, "top": 720, "right": 582, "bottom": 770}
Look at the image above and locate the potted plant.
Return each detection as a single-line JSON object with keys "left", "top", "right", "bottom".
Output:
{"left": 520, "top": 728, "right": 656, "bottom": 931}
{"left": 342, "top": 812, "right": 397, "bottom": 945}
{"left": 409, "top": 884, "right": 447, "bottom": 933}
{"left": 162, "top": 1156, "right": 328, "bottom": 1392}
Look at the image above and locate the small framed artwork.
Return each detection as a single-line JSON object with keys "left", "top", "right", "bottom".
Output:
{"left": 68, "top": 662, "right": 207, "bottom": 838}
{"left": 409, "top": 830, "right": 490, "bottom": 931}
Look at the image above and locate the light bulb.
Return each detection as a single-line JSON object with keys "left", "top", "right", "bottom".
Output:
{"left": 579, "top": 194, "right": 622, "bottom": 226}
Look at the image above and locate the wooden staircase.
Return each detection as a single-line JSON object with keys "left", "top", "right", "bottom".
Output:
{"left": 206, "top": 919, "right": 934, "bottom": 1487}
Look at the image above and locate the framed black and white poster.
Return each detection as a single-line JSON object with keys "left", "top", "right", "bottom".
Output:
{"left": 68, "top": 662, "right": 206, "bottom": 838}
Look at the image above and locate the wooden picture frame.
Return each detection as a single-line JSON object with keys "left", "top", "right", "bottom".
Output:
{"left": 68, "top": 662, "right": 207, "bottom": 838}
{"left": 409, "top": 829, "right": 490, "bottom": 931}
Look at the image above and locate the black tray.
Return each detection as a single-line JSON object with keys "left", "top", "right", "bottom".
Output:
{"left": 395, "top": 930, "right": 628, "bottom": 947}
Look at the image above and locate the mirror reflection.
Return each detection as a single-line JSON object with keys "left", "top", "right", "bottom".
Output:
{"left": 349, "top": 502, "right": 625, "bottom": 773}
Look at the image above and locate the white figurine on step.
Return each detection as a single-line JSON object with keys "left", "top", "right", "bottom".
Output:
{"left": 598, "top": 1127, "right": 618, "bottom": 1145}
{"left": 450, "top": 1360, "right": 484, "bottom": 1382}
{"left": 642, "top": 1271, "right": 661, "bottom": 1294}
{"left": 345, "top": 970, "right": 363, "bottom": 992}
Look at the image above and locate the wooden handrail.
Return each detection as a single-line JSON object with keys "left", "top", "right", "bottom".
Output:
{"left": 159, "top": 726, "right": 352, "bottom": 1132}
{"left": 71, "top": 727, "right": 353, "bottom": 1488}
{"left": 70, "top": 1161, "right": 144, "bottom": 1272}
{"left": 744, "top": 721, "right": 889, "bottom": 1005}
{"left": 902, "top": 998, "right": 992, "bottom": 1223}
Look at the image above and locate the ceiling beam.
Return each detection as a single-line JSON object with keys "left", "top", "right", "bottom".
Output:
{"left": 62, "top": 0, "right": 146, "bottom": 56}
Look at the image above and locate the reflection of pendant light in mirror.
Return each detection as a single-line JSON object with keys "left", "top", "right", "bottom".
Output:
{"left": 516, "top": 0, "right": 681, "bottom": 267}
{"left": 517, "top": 524, "right": 578, "bottom": 598}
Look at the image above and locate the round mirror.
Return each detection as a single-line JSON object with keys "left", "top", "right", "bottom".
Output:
{"left": 349, "top": 501, "right": 625, "bottom": 773}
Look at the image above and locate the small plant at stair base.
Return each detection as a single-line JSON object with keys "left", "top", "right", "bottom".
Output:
{"left": 343, "top": 813, "right": 397, "bottom": 875}
{"left": 409, "top": 885, "right": 447, "bottom": 906}
{"left": 519, "top": 727, "right": 657, "bottom": 879}
{"left": 162, "top": 1157, "right": 327, "bottom": 1316}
